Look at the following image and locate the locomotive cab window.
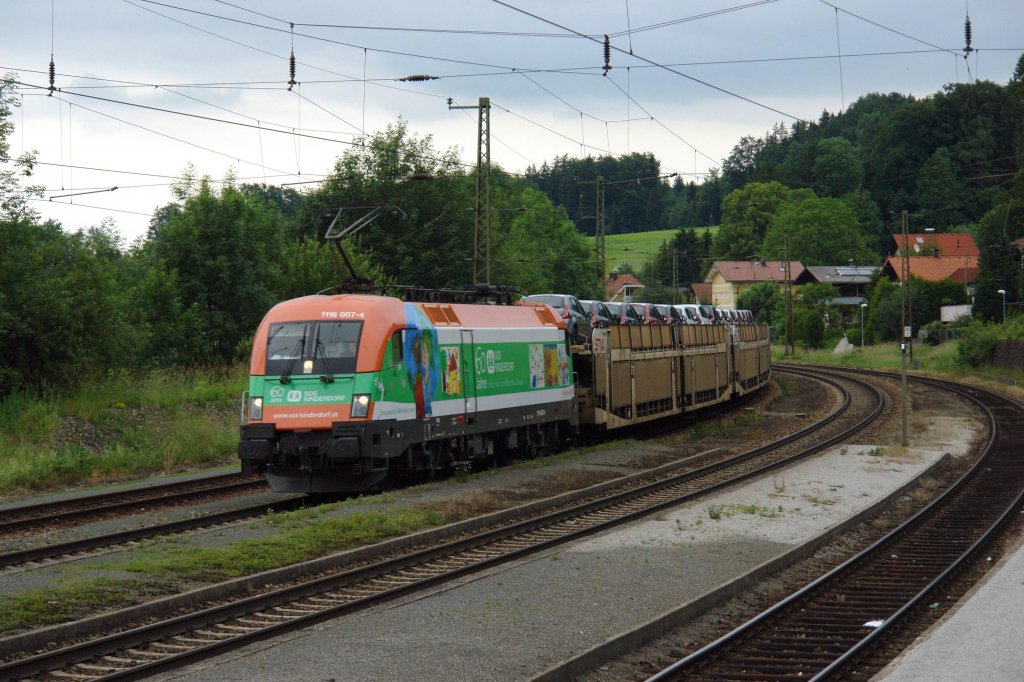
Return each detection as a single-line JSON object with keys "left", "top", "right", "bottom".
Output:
{"left": 389, "top": 331, "right": 403, "bottom": 367}
{"left": 265, "top": 321, "right": 363, "bottom": 376}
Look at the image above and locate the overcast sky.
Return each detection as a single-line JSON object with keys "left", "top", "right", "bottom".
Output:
{"left": 3, "top": 0, "right": 1022, "bottom": 242}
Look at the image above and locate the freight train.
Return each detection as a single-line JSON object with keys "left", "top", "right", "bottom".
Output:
{"left": 237, "top": 293, "right": 771, "bottom": 493}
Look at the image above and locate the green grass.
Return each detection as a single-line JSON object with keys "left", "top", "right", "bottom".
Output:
{"left": 112, "top": 508, "right": 444, "bottom": 582}
{"left": 0, "top": 505, "right": 447, "bottom": 632}
{"left": 0, "top": 366, "right": 246, "bottom": 496}
{"left": 586, "top": 227, "right": 718, "bottom": 275}
{"left": 772, "top": 338, "right": 962, "bottom": 374}
{"left": 707, "top": 503, "right": 781, "bottom": 520}
{"left": 0, "top": 578, "right": 145, "bottom": 634}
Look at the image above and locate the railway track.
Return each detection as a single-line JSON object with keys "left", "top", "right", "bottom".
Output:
{"left": 0, "top": 496, "right": 308, "bottom": 571}
{"left": 0, "top": 369, "right": 887, "bottom": 681}
{"left": 0, "top": 473, "right": 268, "bottom": 536}
{"left": 645, "top": 367, "right": 1023, "bottom": 682}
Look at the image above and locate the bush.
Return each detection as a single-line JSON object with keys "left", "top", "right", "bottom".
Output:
{"left": 793, "top": 306, "right": 825, "bottom": 349}
{"left": 920, "top": 320, "right": 944, "bottom": 346}
{"left": 956, "top": 321, "right": 999, "bottom": 366}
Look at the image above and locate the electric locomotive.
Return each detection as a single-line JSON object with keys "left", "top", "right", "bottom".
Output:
{"left": 238, "top": 293, "right": 577, "bottom": 493}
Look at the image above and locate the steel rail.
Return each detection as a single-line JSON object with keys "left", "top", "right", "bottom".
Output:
{"left": 0, "top": 496, "right": 307, "bottom": 570}
{"left": 0, "top": 474, "right": 267, "bottom": 535}
{"left": 648, "top": 365, "right": 1021, "bottom": 682}
{"left": 1, "top": 370, "right": 883, "bottom": 681}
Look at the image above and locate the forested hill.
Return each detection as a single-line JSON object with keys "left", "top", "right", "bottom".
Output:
{"left": 525, "top": 57, "right": 1024, "bottom": 240}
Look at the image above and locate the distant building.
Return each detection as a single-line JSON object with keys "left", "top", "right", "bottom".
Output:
{"left": 804, "top": 264, "right": 879, "bottom": 302}
{"left": 892, "top": 232, "right": 979, "bottom": 259}
{"left": 884, "top": 231, "right": 979, "bottom": 288}
{"left": 805, "top": 264, "right": 880, "bottom": 324}
{"left": 691, "top": 282, "right": 713, "bottom": 305}
{"left": 882, "top": 257, "right": 979, "bottom": 286}
{"left": 605, "top": 271, "right": 644, "bottom": 302}
{"left": 704, "top": 260, "right": 808, "bottom": 310}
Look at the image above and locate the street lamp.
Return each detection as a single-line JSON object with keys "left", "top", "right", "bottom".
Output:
{"left": 860, "top": 303, "right": 868, "bottom": 348}
{"left": 997, "top": 289, "right": 1006, "bottom": 323}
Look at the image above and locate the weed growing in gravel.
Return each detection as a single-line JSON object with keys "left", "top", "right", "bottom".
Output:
{"left": 707, "top": 503, "right": 781, "bottom": 520}
{"left": 0, "top": 578, "right": 141, "bottom": 634}
{"left": 104, "top": 509, "right": 444, "bottom": 582}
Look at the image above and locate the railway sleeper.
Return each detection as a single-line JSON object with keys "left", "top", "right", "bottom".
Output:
{"left": 210, "top": 624, "right": 259, "bottom": 634}
{"left": 273, "top": 605, "right": 320, "bottom": 615}
{"left": 172, "top": 635, "right": 220, "bottom": 645}
{"left": 195, "top": 629, "right": 236, "bottom": 638}
{"left": 147, "top": 642, "right": 192, "bottom": 652}
{"left": 48, "top": 671, "right": 93, "bottom": 680}
{"left": 126, "top": 648, "right": 171, "bottom": 659}
{"left": 75, "top": 663, "right": 121, "bottom": 673}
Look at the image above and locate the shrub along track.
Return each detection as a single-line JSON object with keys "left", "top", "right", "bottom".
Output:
{"left": 0, "top": 369, "right": 886, "bottom": 681}
{"left": 625, "top": 367, "right": 1024, "bottom": 682}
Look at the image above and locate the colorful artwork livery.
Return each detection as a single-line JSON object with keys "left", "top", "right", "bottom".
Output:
{"left": 238, "top": 294, "right": 577, "bottom": 493}
{"left": 238, "top": 293, "right": 772, "bottom": 494}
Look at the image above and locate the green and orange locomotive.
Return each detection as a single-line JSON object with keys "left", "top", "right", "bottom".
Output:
{"left": 238, "top": 294, "right": 577, "bottom": 493}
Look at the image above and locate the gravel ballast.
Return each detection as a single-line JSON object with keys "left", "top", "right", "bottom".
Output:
{"left": 154, "top": 441, "right": 958, "bottom": 682}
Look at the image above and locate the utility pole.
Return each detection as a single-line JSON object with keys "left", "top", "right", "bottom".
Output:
{"left": 784, "top": 236, "right": 794, "bottom": 357}
{"left": 900, "top": 209, "right": 910, "bottom": 447}
{"left": 672, "top": 248, "right": 679, "bottom": 305}
{"left": 449, "top": 97, "right": 491, "bottom": 284}
{"left": 595, "top": 175, "right": 606, "bottom": 288}
{"left": 580, "top": 172, "right": 675, "bottom": 292}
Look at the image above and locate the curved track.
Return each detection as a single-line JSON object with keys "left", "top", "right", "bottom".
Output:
{"left": 647, "top": 366, "right": 1023, "bottom": 682}
{"left": 0, "top": 369, "right": 887, "bottom": 681}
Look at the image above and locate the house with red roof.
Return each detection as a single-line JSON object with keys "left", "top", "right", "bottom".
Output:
{"left": 884, "top": 232, "right": 979, "bottom": 286}
{"left": 604, "top": 271, "right": 645, "bottom": 302}
{"left": 704, "top": 260, "right": 808, "bottom": 310}
{"left": 691, "top": 282, "right": 713, "bottom": 306}
{"left": 892, "top": 231, "right": 978, "bottom": 259}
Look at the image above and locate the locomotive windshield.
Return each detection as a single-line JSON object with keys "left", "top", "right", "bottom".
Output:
{"left": 265, "top": 321, "right": 363, "bottom": 376}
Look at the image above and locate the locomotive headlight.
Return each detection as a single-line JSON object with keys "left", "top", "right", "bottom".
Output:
{"left": 350, "top": 394, "right": 371, "bottom": 418}
{"left": 249, "top": 396, "right": 264, "bottom": 421}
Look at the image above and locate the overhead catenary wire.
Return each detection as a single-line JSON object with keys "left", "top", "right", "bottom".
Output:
{"left": 817, "top": 0, "right": 960, "bottom": 58}
{"left": 121, "top": 0, "right": 729, "bottom": 171}
{"left": 490, "top": 0, "right": 807, "bottom": 122}
{"left": 222, "top": 0, "right": 776, "bottom": 41}
{"left": 14, "top": 0, "right": 1021, "bottom": 243}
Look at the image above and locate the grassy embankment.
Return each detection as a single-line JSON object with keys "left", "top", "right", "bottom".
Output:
{"left": 0, "top": 366, "right": 246, "bottom": 497}
{"left": 773, "top": 337, "right": 1024, "bottom": 396}
{"left": 587, "top": 226, "right": 718, "bottom": 275}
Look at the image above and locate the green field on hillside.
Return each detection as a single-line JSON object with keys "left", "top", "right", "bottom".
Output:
{"left": 585, "top": 227, "right": 718, "bottom": 275}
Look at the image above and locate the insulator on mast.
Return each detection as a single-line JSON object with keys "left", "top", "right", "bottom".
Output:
{"left": 602, "top": 34, "right": 612, "bottom": 75}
